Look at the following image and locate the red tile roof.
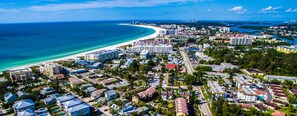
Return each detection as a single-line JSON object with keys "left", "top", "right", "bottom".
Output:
{"left": 166, "top": 64, "right": 178, "bottom": 70}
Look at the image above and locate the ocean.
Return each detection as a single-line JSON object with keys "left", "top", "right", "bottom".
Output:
{"left": 0, "top": 21, "right": 155, "bottom": 71}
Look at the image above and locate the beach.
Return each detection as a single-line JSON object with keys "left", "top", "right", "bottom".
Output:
{"left": 7, "top": 24, "right": 164, "bottom": 71}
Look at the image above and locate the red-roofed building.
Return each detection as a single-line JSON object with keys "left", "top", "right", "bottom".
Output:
{"left": 137, "top": 86, "right": 156, "bottom": 99}
{"left": 272, "top": 110, "right": 286, "bottom": 116}
{"left": 175, "top": 98, "right": 188, "bottom": 116}
{"left": 166, "top": 64, "right": 178, "bottom": 70}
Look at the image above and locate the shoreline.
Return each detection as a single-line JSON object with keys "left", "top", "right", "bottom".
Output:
{"left": 6, "top": 24, "right": 165, "bottom": 71}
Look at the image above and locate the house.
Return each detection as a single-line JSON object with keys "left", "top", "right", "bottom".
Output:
{"left": 90, "top": 62, "right": 103, "bottom": 69}
{"left": 91, "top": 89, "right": 107, "bottom": 99}
{"left": 65, "top": 103, "right": 91, "bottom": 116}
{"left": 35, "top": 108, "right": 50, "bottom": 116}
{"left": 105, "top": 90, "right": 117, "bottom": 101}
{"left": 166, "top": 63, "right": 178, "bottom": 70}
{"left": 62, "top": 99, "right": 82, "bottom": 110}
{"left": 84, "top": 87, "right": 97, "bottom": 94}
{"left": 42, "top": 93, "right": 60, "bottom": 106}
{"left": 175, "top": 98, "right": 188, "bottom": 116}
{"left": 79, "top": 83, "right": 93, "bottom": 90}
{"left": 68, "top": 77, "right": 84, "bottom": 87}
{"left": 17, "top": 109, "right": 35, "bottom": 116}
{"left": 120, "top": 105, "right": 135, "bottom": 115}
{"left": 16, "top": 91, "right": 27, "bottom": 97}
{"left": 12, "top": 99, "right": 35, "bottom": 113}
{"left": 40, "top": 87, "right": 55, "bottom": 95}
{"left": 56, "top": 95, "right": 76, "bottom": 107}
{"left": 4, "top": 92, "right": 17, "bottom": 103}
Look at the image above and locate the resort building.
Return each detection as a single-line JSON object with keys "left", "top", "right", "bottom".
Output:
{"left": 131, "top": 44, "right": 173, "bottom": 53}
{"left": 238, "top": 86, "right": 258, "bottom": 102}
{"left": 9, "top": 68, "right": 33, "bottom": 82}
{"left": 175, "top": 98, "right": 188, "bottom": 116}
{"left": 207, "top": 81, "right": 226, "bottom": 99}
{"left": 233, "top": 75, "right": 250, "bottom": 88}
{"left": 230, "top": 36, "right": 253, "bottom": 45}
{"left": 43, "top": 63, "right": 62, "bottom": 77}
{"left": 85, "top": 50, "right": 120, "bottom": 62}
{"left": 140, "top": 50, "right": 150, "bottom": 59}
{"left": 277, "top": 45, "right": 297, "bottom": 54}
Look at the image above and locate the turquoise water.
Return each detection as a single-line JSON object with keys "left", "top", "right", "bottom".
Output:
{"left": 0, "top": 21, "right": 155, "bottom": 71}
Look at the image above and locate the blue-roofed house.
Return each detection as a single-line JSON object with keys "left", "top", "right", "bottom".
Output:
{"left": 56, "top": 95, "right": 76, "bottom": 107}
{"left": 105, "top": 90, "right": 117, "bottom": 101}
{"left": 12, "top": 99, "right": 35, "bottom": 113}
{"left": 17, "top": 109, "right": 35, "bottom": 116}
{"left": 65, "top": 103, "right": 91, "bottom": 116}
{"left": 62, "top": 99, "right": 82, "bottom": 110}
{"left": 4, "top": 92, "right": 17, "bottom": 103}
{"left": 120, "top": 105, "right": 135, "bottom": 115}
{"left": 40, "top": 87, "right": 55, "bottom": 95}
{"left": 85, "top": 87, "right": 97, "bottom": 94}
{"left": 35, "top": 108, "right": 50, "bottom": 116}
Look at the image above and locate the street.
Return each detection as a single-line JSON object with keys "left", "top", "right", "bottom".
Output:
{"left": 180, "top": 49, "right": 212, "bottom": 116}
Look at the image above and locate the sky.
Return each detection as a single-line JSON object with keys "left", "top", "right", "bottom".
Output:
{"left": 0, "top": 0, "right": 297, "bottom": 23}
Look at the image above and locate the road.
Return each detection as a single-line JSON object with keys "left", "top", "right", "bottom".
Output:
{"left": 180, "top": 49, "right": 212, "bottom": 116}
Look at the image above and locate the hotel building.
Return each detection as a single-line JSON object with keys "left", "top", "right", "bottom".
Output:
{"left": 131, "top": 44, "right": 173, "bottom": 53}
{"left": 85, "top": 50, "right": 119, "bottom": 62}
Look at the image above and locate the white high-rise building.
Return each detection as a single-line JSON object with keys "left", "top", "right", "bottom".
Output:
{"left": 230, "top": 36, "right": 253, "bottom": 45}
{"left": 85, "top": 50, "right": 119, "bottom": 62}
{"left": 44, "top": 63, "right": 62, "bottom": 77}
{"left": 131, "top": 44, "right": 173, "bottom": 53}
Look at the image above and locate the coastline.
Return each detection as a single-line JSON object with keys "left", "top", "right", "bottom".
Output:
{"left": 6, "top": 24, "right": 164, "bottom": 71}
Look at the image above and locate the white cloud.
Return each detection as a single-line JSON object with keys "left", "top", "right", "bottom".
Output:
{"left": 207, "top": 9, "right": 220, "bottom": 12}
{"left": 286, "top": 8, "right": 297, "bottom": 12}
{"left": 228, "top": 6, "right": 247, "bottom": 14}
{"left": 28, "top": 0, "right": 206, "bottom": 11}
{"left": 259, "top": 6, "right": 281, "bottom": 13}
{"left": 0, "top": 8, "right": 20, "bottom": 13}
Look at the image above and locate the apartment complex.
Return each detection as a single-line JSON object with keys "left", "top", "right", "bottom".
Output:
{"left": 175, "top": 98, "right": 188, "bottom": 116}
{"left": 230, "top": 36, "right": 253, "bottom": 45}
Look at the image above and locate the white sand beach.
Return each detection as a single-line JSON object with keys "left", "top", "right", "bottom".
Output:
{"left": 9, "top": 24, "right": 165, "bottom": 71}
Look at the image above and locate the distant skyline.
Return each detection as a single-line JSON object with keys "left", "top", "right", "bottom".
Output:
{"left": 0, "top": 0, "right": 297, "bottom": 23}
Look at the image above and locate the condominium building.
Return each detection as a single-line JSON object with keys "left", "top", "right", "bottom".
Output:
{"left": 175, "top": 98, "right": 188, "bottom": 116}
{"left": 43, "top": 63, "right": 62, "bottom": 77}
{"left": 230, "top": 36, "right": 253, "bottom": 45}
{"left": 207, "top": 81, "right": 226, "bottom": 99}
{"left": 131, "top": 44, "right": 173, "bottom": 53}
{"left": 9, "top": 68, "right": 33, "bottom": 82}
{"left": 276, "top": 45, "right": 297, "bottom": 54}
{"left": 85, "top": 50, "right": 120, "bottom": 62}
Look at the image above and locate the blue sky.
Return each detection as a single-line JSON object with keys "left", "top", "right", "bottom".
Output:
{"left": 0, "top": 0, "right": 297, "bottom": 23}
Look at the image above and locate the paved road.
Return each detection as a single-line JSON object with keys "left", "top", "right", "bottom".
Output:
{"left": 180, "top": 49, "right": 212, "bottom": 116}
